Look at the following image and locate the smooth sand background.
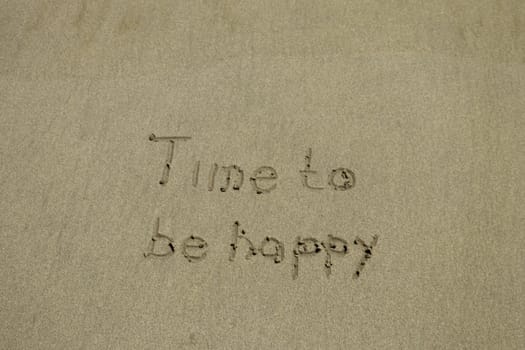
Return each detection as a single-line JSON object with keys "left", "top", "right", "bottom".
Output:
{"left": 1, "top": 1, "right": 524, "bottom": 349}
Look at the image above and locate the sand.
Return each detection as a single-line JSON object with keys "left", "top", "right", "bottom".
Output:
{"left": 1, "top": 1, "right": 524, "bottom": 349}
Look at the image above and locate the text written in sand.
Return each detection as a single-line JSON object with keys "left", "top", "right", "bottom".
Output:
{"left": 143, "top": 134, "right": 378, "bottom": 280}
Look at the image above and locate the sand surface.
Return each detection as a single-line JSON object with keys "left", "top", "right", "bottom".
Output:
{"left": 1, "top": 1, "right": 524, "bottom": 349}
